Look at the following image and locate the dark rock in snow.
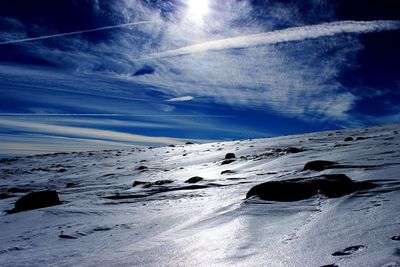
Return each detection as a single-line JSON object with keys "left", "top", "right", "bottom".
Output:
{"left": 10, "top": 190, "right": 61, "bottom": 213}
{"left": 285, "top": 147, "right": 306, "bottom": 153}
{"left": 221, "top": 170, "right": 236, "bottom": 175}
{"left": 132, "top": 181, "right": 149, "bottom": 187}
{"left": 221, "top": 159, "right": 235, "bottom": 165}
{"left": 0, "top": 193, "right": 12, "bottom": 200}
{"left": 332, "top": 245, "right": 366, "bottom": 256}
{"left": 59, "top": 234, "right": 77, "bottom": 239}
{"left": 0, "top": 158, "right": 19, "bottom": 164}
{"left": 185, "top": 142, "right": 194, "bottom": 145}
{"left": 246, "top": 174, "right": 375, "bottom": 201}
{"left": 132, "top": 180, "right": 174, "bottom": 188}
{"left": 136, "top": 166, "right": 148, "bottom": 171}
{"left": 344, "top": 137, "right": 354, "bottom": 142}
{"left": 65, "top": 182, "right": 78, "bottom": 188}
{"left": 225, "top": 153, "right": 236, "bottom": 159}
{"left": 391, "top": 236, "right": 400, "bottom": 241}
{"left": 142, "top": 180, "right": 174, "bottom": 188}
{"left": 185, "top": 176, "right": 204, "bottom": 183}
{"left": 303, "top": 160, "right": 336, "bottom": 171}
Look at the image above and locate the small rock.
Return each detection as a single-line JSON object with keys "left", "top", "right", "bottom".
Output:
{"left": 221, "top": 170, "right": 236, "bottom": 175}
{"left": 185, "top": 176, "right": 204, "bottom": 184}
{"left": 344, "top": 137, "right": 354, "bottom": 142}
{"left": 136, "top": 166, "right": 148, "bottom": 171}
{"left": 332, "top": 245, "right": 366, "bottom": 256}
{"left": 65, "top": 182, "right": 78, "bottom": 188}
{"left": 10, "top": 190, "right": 61, "bottom": 213}
{"left": 303, "top": 160, "right": 336, "bottom": 171}
{"left": 132, "top": 181, "right": 149, "bottom": 187}
{"left": 391, "top": 236, "right": 400, "bottom": 241}
{"left": 59, "top": 234, "right": 77, "bottom": 239}
{"left": 225, "top": 153, "right": 236, "bottom": 159}
{"left": 285, "top": 147, "right": 305, "bottom": 153}
{"left": 185, "top": 142, "right": 194, "bottom": 145}
{"left": 143, "top": 180, "right": 174, "bottom": 188}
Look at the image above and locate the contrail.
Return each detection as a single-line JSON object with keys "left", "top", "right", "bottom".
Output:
{"left": 0, "top": 113, "right": 234, "bottom": 118}
{"left": 0, "top": 20, "right": 157, "bottom": 45}
{"left": 147, "top": 20, "right": 400, "bottom": 59}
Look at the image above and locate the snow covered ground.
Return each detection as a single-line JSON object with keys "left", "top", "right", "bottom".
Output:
{"left": 1, "top": 124, "right": 400, "bottom": 266}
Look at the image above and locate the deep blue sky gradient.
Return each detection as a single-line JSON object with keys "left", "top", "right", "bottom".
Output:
{"left": 0, "top": 0, "right": 399, "bottom": 155}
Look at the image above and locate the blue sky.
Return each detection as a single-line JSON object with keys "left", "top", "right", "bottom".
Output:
{"left": 0, "top": 0, "right": 399, "bottom": 156}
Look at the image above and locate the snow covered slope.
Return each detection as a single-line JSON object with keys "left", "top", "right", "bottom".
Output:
{"left": 1, "top": 124, "right": 400, "bottom": 266}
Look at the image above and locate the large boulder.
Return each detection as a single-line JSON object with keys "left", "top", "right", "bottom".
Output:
{"left": 10, "top": 190, "right": 61, "bottom": 213}
{"left": 246, "top": 174, "right": 375, "bottom": 201}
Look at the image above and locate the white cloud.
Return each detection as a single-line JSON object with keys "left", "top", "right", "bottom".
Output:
{"left": 148, "top": 20, "right": 400, "bottom": 59}
{"left": 135, "top": 35, "right": 362, "bottom": 122}
{"left": 165, "top": 96, "right": 194, "bottom": 102}
{"left": 0, "top": 118, "right": 185, "bottom": 145}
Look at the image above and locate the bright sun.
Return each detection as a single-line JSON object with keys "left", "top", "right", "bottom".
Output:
{"left": 187, "top": 0, "right": 210, "bottom": 23}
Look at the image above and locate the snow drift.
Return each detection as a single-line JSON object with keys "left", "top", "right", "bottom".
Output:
{"left": 1, "top": 124, "right": 400, "bottom": 266}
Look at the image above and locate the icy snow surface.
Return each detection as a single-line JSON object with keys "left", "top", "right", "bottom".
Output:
{"left": 1, "top": 124, "right": 400, "bottom": 266}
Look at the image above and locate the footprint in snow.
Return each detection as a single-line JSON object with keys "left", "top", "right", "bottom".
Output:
{"left": 332, "top": 245, "right": 366, "bottom": 256}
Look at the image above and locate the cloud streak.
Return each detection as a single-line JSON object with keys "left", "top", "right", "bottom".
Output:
{"left": 149, "top": 20, "right": 400, "bottom": 59}
{"left": 0, "top": 113, "right": 230, "bottom": 117}
{"left": 0, "top": 20, "right": 158, "bottom": 45}
{"left": 0, "top": 118, "right": 184, "bottom": 145}
{"left": 165, "top": 96, "right": 194, "bottom": 102}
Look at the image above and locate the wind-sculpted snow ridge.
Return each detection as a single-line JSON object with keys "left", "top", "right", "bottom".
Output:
{"left": 1, "top": 124, "right": 400, "bottom": 266}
